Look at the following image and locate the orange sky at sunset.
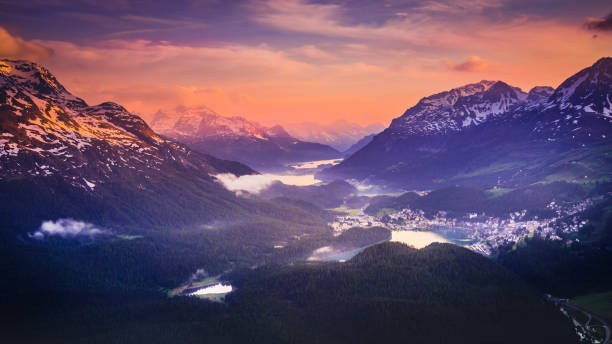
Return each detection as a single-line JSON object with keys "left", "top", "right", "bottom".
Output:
{"left": 1, "top": 0, "right": 611, "bottom": 126}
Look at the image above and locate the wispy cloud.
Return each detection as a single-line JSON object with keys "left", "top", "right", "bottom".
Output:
{"left": 415, "top": 0, "right": 503, "bottom": 14}
{"left": 59, "top": 11, "right": 208, "bottom": 37}
{"left": 250, "top": 0, "right": 426, "bottom": 45}
{"left": 121, "top": 15, "right": 208, "bottom": 29}
{"left": 290, "top": 44, "right": 336, "bottom": 61}
{"left": 445, "top": 56, "right": 490, "bottom": 72}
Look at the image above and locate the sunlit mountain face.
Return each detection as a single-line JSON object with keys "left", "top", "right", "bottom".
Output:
{"left": 1, "top": 1, "right": 612, "bottom": 343}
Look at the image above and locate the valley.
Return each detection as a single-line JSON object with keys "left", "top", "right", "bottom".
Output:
{"left": 1, "top": 54, "right": 611, "bottom": 343}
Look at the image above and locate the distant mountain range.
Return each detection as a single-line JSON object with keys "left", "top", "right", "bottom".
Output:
{"left": 321, "top": 57, "right": 612, "bottom": 189}
{"left": 0, "top": 59, "right": 257, "bottom": 230}
{"left": 150, "top": 107, "right": 340, "bottom": 171}
{"left": 284, "top": 120, "right": 385, "bottom": 152}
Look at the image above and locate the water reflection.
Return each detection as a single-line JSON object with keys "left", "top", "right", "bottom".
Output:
{"left": 187, "top": 283, "right": 233, "bottom": 296}
{"left": 390, "top": 230, "right": 450, "bottom": 248}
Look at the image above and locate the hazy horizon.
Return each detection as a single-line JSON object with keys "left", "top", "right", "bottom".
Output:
{"left": 1, "top": 0, "right": 610, "bottom": 126}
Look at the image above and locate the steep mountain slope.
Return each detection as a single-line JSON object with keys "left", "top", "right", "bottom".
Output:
{"left": 259, "top": 179, "right": 357, "bottom": 208}
{"left": 321, "top": 58, "right": 612, "bottom": 189}
{"left": 531, "top": 57, "right": 612, "bottom": 144}
{"left": 150, "top": 107, "right": 340, "bottom": 171}
{"left": 0, "top": 59, "right": 257, "bottom": 231}
{"left": 284, "top": 119, "right": 385, "bottom": 151}
{"left": 388, "top": 80, "right": 527, "bottom": 135}
{"left": 342, "top": 133, "right": 375, "bottom": 157}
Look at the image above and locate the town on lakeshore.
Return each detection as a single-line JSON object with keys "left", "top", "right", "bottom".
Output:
{"left": 329, "top": 197, "right": 597, "bottom": 256}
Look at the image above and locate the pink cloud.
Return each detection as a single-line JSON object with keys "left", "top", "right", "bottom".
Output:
{"left": 0, "top": 27, "right": 54, "bottom": 61}
{"left": 445, "top": 56, "right": 490, "bottom": 72}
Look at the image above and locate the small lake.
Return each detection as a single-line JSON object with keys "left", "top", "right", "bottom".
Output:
{"left": 290, "top": 158, "right": 343, "bottom": 170}
{"left": 390, "top": 230, "right": 450, "bottom": 248}
{"left": 186, "top": 283, "right": 233, "bottom": 296}
{"left": 309, "top": 227, "right": 475, "bottom": 263}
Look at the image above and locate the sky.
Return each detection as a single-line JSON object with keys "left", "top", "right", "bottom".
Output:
{"left": 0, "top": 0, "right": 611, "bottom": 126}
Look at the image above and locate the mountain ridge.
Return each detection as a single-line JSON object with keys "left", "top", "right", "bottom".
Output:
{"left": 321, "top": 57, "right": 612, "bottom": 189}
{"left": 284, "top": 119, "right": 385, "bottom": 151}
{"left": 150, "top": 106, "right": 341, "bottom": 171}
{"left": 0, "top": 59, "right": 258, "bottom": 231}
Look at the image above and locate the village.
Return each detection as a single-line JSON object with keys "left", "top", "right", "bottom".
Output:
{"left": 329, "top": 197, "right": 593, "bottom": 256}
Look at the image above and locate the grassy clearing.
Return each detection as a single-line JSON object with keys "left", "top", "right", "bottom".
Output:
{"left": 572, "top": 290, "right": 612, "bottom": 324}
{"left": 328, "top": 207, "right": 361, "bottom": 216}
{"left": 117, "top": 234, "right": 144, "bottom": 240}
{"left": 452, "top": 161, "right": 524, "bottom": 180}
{"left": 485, "top": 187, "right": 514, "bottom": 197}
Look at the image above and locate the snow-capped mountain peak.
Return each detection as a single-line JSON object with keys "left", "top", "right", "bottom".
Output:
{"left": 390, "top": 80, "right": 528, "bottom": 135}
{"left": 0, "top": 59, "right": 85, "bottom": 106}
{"left": 1, "top": 59, "right": 251, "bottom": 190}
{"left": 265, "top": 124, "right": 292, "bottom": 139}
{"left": 548, "top": 57, "right": 612, "bottom": 115}
{"left": 148, "top": 106, "right": 341, "bottom": 170}
{"left": 526, "top": 86, "right": 554, "bottom": 104}
{"left": 150, "top": 106, "right": 294, "bottom": 142}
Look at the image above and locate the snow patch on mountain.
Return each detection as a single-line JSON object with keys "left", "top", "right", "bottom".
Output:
{"left": 1, "top": 59, "right": 252, "bottom": 185}
{"left": 390, "top": 80, "right": 529, "bottom": 135}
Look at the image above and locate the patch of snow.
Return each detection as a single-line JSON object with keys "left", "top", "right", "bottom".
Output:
{"left": 83, "top": 178, "right": 96, "bottom": 189}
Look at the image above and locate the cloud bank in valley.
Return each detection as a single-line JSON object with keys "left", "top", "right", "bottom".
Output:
{"left": 29, "top": 218, "right": 110, "bottom": 240}
{"left": 215, "top": 173, "right": 320, "bottom": 194}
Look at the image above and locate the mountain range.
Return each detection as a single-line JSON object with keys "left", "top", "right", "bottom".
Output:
{"left": 0, "top": 59, "right": 264, "bottom": 231}
{"left": 321, "top": 57, "right": 612, "bottom": 189}
{"left": 150, "top": 107, "right": 340, "bottom": 171}
{"left": 284, "top": 120, "right": 385, "bottom": 152}
{"left": 0, "top": 57, "right": 601, "bottom": 344}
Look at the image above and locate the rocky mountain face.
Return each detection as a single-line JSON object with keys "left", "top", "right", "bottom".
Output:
{"left": 284, "top": 120, "right": 385, "bottom": 152}
{"left": 150, "top": 107, "right": 340, "bottom": 171}
{"left": 387, "top": 80, "right": 527, "bottom": 135}
{"left": 0, "top": 59, "right": 255, "bottom": 230}
{"left": 321, "top": 57, "right": 612, "bottom": 189}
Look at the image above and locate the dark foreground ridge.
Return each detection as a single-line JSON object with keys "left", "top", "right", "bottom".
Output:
{"left": 1, "top": 242, "right": 578, "bottom": 343}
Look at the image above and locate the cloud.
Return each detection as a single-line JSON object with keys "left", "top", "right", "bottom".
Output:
{"left": 121, "top": 15, "right": 208, "bottom": 28}
{"left": 445, "top": 56, "right": 490, "bottom": 72}
{"left": 250, "top": 0, "right": 426, "bottom": 44}
{"left": 415, "top": 0, "right": 503, "bottom": 14}
{"left": 7, "top": 1, "right": 609, "bottom": 127}
{"left": 214, "top": 173, "right": 320, "bottom": 194}
{"left": 215, "top": 173, "right": 279, "bottom": 194}
{"left": 0, "top": 26, "right": 54, "bottom": 61}
{"left": 28, "top": 218, "right": 109, "bottom": 240}
{"left": 291, "top": 44, "right": 335, "bottom": 61}
{"left": 584, "top": 13, "right": 612, "bottom": 32}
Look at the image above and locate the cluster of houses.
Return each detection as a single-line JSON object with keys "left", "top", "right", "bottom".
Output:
{"left": 329, "top": 196, "right": 595, "bottom": 256}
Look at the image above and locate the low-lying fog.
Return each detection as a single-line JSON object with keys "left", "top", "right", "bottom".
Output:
{"left": 215, "top": 173, "right": 321, "bottom": 194}
{"left": 215, "top": 158, "right": 345, "bottom": 193}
